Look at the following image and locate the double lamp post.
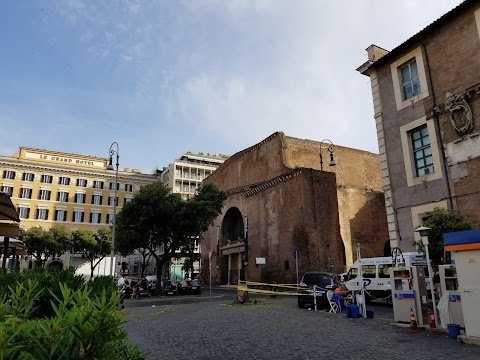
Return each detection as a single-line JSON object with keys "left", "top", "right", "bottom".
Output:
{"left": 107, "top": 142, "right": 120, "bottom": 277}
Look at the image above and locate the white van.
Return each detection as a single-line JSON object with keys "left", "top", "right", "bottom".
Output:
{"left": 343, "top": 252, "right": 427, "bottom": 302}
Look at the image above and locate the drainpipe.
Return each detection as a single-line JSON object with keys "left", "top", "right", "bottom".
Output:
{"left": 416, "top": 38, "right": 454, "bottom": 210}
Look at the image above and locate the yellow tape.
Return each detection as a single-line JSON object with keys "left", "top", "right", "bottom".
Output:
{"left": 237, "top": 281, "right": 331, "bottom": 296}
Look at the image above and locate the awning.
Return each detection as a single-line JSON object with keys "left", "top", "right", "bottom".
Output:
{"left": 444, "top": 229, "right": 480, "bottom": 252}
{"left": 0, "top": 193, "right": 20, "bottom": 222}
{"left": 0, "top": 236, "right": 27, "bottom": 257}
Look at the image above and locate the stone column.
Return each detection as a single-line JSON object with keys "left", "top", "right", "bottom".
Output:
{"left": 227, "top": 254, "right": 232, "bottom": 285}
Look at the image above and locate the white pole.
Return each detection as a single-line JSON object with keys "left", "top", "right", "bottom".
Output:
{"left": 295, "top": 252, "right": 299, "bottom": 292}
{"left": 209, "top": 258, "right": 212, "bottom": 299}
{"left": 108, "top": 143, "right": 119, "bottom": 277}
{"left": 423, "top": 235, "right": 438, "bottom": 325}
{"left": 314, "top": 285, "right": 317, "bottom": 311}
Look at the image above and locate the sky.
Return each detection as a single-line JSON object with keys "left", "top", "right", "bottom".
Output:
{"left": 0, "top": 0, "right": 464, "bottom": 173}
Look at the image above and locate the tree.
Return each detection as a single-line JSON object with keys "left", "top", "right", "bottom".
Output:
{"left": 72, "top": 228, "right": 112, "bottom": 279}
{"left": 21, "top": 225, "right": 72, "bottom": 266}
{"left": 115, "top": 182, "right": 227, "bottom": 288}
{"left": 414, "top": 207, "right": 472, "bottom": 271}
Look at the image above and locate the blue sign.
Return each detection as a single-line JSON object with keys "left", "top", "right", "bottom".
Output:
{"left": 363, "top": 279, "right": 372, "bottom": 287}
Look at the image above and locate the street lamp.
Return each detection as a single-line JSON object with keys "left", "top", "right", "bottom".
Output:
{"left": 415, "top": 226, "right": 438, "bottom": 326}
{"left": 319, "top": 139, "right": 336, "bottom": 171}
{"left": 107, "top": 142, "right": 119, "bottom": 277}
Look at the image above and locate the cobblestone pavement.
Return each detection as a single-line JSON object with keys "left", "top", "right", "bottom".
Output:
{"left": 124, "top": 294, "right": 480, "bottom": 360}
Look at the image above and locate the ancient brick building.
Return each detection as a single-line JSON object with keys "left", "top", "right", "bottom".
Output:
{"left": 358, "top": 0, "right": 480, "bottom": 252}
{"left": 202, "top": 132, "right": 388, "bottom": 285}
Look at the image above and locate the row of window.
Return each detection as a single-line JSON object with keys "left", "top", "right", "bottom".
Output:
{"left": 1, "top": 171, "right": 134, "bottom": 191}
{"left": 0, "top": 186, "right": 132, "bottom": 205}
{"left": 17, "top": 207, "right": 115, "bottom": 224}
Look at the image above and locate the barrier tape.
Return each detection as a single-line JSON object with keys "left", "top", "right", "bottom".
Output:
{"left": 237, "top": 281, "right": 332, "bottom": 297}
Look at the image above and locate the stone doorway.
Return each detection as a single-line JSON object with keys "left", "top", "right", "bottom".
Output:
{"left": 220, "top": 207, "right": 246, "bottom": 285}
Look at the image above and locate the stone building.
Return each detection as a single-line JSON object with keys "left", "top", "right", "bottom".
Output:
{"left": 202, "top": 132, "right": 388, "bottom": 285}
{"left": 357, "top": 0, "right": 480, "bottom": 252}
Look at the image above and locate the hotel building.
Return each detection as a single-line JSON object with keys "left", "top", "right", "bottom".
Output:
{"left": 0, "top": 147, "right": 158, "bottom": 231}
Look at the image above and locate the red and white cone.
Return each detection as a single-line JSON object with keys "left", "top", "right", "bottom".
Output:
{"left": 409, "top": 308, "right": 419, "bottom": 333}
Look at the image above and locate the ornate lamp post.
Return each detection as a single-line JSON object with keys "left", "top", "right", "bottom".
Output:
{"left": 319, "top": 139, "right": 336, "bottom": 171}
{"left": 107, "top": 142, "right": 119, "bottom": 277}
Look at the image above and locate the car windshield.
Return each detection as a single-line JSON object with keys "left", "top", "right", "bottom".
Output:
{"left": 302, "top": 273, "right": 333, "bottom": 287}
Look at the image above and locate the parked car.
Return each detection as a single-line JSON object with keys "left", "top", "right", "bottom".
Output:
{"left": 125, "top": 276, "right": 151, "bottom": 298}
{"left": 297, "top": 272, "right": 339, "bottom": 309}
{"left": 162, "top": 280, "right": 177, "bottom": 296}
{"left": 178, "top": 279, "right": 202, "bottom": 295}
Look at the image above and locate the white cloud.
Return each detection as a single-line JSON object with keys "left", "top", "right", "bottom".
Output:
{"left": 3, "top": 0, "right": 464, "bottom": 171}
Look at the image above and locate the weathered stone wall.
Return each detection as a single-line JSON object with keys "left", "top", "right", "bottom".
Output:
{"left": 202, "top": 132, "right": 388, "bottom": 284}
{"left": 282, "top": 135, "right": 388, "bottom": 266}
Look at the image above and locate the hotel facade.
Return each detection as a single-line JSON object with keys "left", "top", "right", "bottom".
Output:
{"left": 0, "top": 147, "right": 158, "bottom": 232}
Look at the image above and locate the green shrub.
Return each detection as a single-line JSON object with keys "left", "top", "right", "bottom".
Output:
{"left": 0, "top": 268, "right": 118, "bottom": 319}
{"left": 0, "top": 281, "right": 144, "bottom": 360}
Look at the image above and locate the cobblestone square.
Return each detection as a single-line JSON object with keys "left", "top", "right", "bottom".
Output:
{"left": 124, "top": 292, "right": 480, "bottom": 360}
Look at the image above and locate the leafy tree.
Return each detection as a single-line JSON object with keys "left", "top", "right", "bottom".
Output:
{"left": 72, "top": 228, "right": 112, "bottom": 279}
{"left": 414, "top": 207, "right": 472, "bottom": 271}
{"left": 115, "top": 182, "right": 227, "bottom": 287}
{"left": 21, "top": 225, "right": 71, "bottom": 266}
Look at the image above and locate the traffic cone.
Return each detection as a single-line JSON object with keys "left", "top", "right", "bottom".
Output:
{"left": 409, "top": 308, "right": 419, "bottom": 333}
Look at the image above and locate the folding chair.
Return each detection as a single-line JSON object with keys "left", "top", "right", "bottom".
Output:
{"left": 327, "top": 290, "right": 340, "bottom": 313}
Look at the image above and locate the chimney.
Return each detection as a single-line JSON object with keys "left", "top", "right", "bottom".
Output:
{"left": 366, "top": 45, "right": 389, "bottom": 62}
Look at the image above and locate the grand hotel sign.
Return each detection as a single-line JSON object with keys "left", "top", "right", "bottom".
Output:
{"left": 24, "top": 151, "right": 105, "bottom": 168}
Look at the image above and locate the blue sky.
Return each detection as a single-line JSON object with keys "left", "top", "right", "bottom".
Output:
{"left": 0, "top": 0, "right": 463, "bottom": 173}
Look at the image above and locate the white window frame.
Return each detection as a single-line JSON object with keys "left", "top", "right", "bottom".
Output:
{"left": 37, "top": 208, "right": 49, "bottom": 220}
{"left": 41, "top": 175, "right": 53, "bottom": 183}
{"left": 90, "top": 212, "right": 101, "bottom": 224}
{"left": 73, "top": 210, "right": 84, "bottom": 223}
{"left": 4, "top": 170, "right": 15, "bottom": 179}
{"left": 1, "top": 185, "right": 13, "bottom": 196}
{"left": 59, "top": 176, "right": 70, "bottom": 185}
{"left": 400, "top": 116, "right": 443, "bottom": 187}
{"left": 75, "top": 192, "right": 86, "bottom": 204}
{"left": 20, "top": 187, "right": 32, "bottom": 199}
{"left": 108, "top": 195, "right": 118, "bottom": 206}
{"left": 58, "top": 191, "right": 69, "bottom": 202}
{"left": 106, "top": 213, "right": 114, "bottom": 224}
{"left": 23, "top": 172, "right": 34, "bottom": 181}
{"left": 55, "top": 209, "right": 67, "bottom": 221}
{"left": 92, "top": 194, "right": 102, "bottom": 205}
{"left": 411, "top": 200, "right": 448, "bottom": 244}
{"left": 390, "top": 47, "right": 429, "bottom": 111}
{"left": 18, "top": 207, "right": 30, "bottom": 219}
{"left": 39, "top": 189, "right": 51, "bottom": 201}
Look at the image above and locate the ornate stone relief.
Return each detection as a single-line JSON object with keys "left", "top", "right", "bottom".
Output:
{"left": 445, "top": 92, "right": 474, "bottom": 136}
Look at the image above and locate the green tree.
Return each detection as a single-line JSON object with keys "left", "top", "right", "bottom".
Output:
{"left": 115, "top": 182, "right": 227, "bottom": 287}
{"left": 21, "top": 225, "right": 71, "bottom": 266}
{"left": 72, "top": 228, "right": 112, "bottom": 279}
{"left": 414, "top": 207, "right": 473, "bottom": 271}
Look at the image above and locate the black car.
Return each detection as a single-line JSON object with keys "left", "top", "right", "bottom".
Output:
{"left": 162, "top": 280, "right": 178, "bottom": 296}
{"left": 297, "top": 272, "right": 339, "bottom": 309}
{"left": 125, "top": 277, "right": 151, "bottom": 298}
{"left": 178, "top": 279, "right": 202, "bottom": 295}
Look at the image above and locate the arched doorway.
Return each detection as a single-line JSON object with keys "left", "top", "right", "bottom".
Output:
{"left": 383, "top": 240, "right": 391, "bottom": 257}
{"left": 220, "top": 207, "right": 246, "bottom": 285}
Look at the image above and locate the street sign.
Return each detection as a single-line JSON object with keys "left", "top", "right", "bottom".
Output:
{"left": 293, "top": 250, "right": 300, "bottom": 258}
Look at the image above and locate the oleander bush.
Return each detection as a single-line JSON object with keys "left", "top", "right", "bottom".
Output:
{"left": 0, "top": 280, "right": 143, "bottom": 360}
{"left": 0, "top": 268, "right": 117, "bottom": 319}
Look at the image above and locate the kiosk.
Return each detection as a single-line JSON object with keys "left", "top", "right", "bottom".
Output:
{"left": 438, "top": 264, "right": 465, "bottom": 328}
{"left": 391, "top": 266, "right": 428, "bottom": 325}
